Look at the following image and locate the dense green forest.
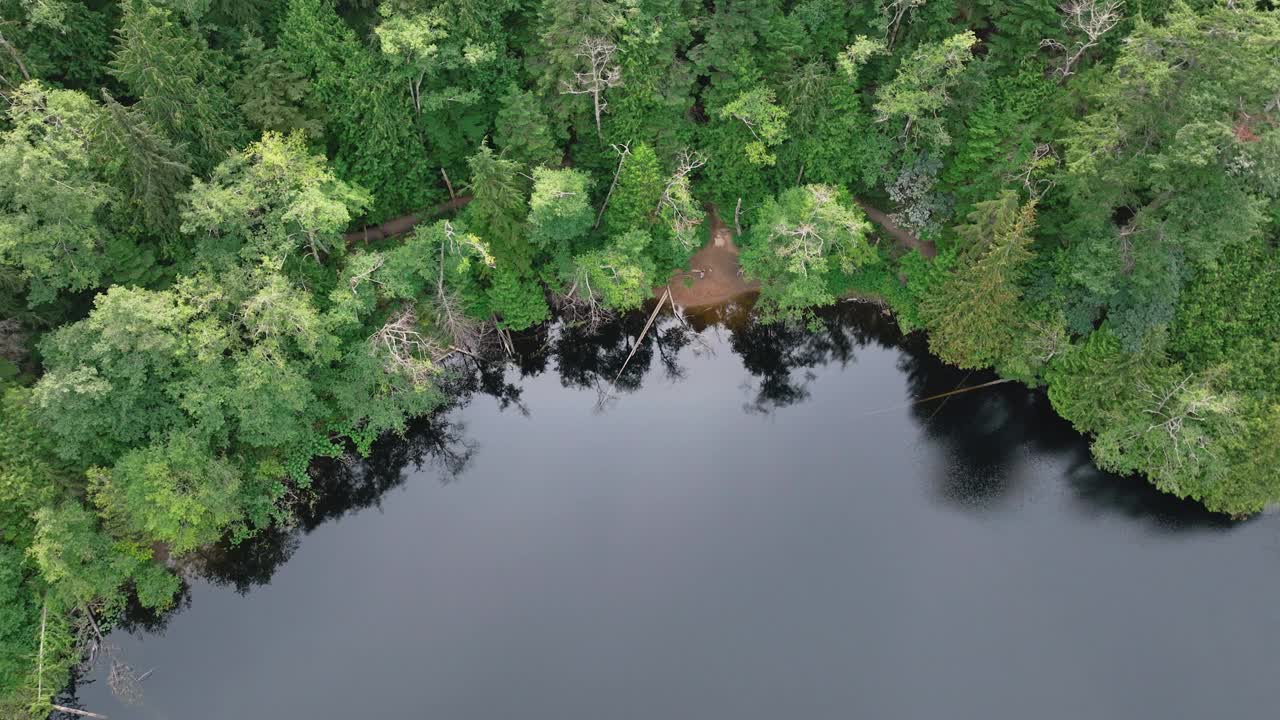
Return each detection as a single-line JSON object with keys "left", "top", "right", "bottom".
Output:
{"left": 1, "top": 0, "right": 1277, "bottom": 713}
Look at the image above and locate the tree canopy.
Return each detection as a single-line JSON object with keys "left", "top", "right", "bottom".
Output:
{"left": 2, "top": 0, "right": 1279, "bottom": 713}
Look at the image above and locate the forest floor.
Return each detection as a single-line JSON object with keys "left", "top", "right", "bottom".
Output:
{"left": 662, "top": 209, "right": 759, "bottom": 308}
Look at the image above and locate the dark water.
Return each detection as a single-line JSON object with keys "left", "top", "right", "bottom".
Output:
{"left": 67, "top": 301, "right": 1280, "bottom": 720}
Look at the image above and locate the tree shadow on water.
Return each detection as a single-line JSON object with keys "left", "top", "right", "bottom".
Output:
{"left": 894, "top": 336, "right": 1234, "bottom": 531}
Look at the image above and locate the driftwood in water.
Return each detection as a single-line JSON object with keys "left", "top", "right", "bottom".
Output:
{"left": 860, "top": 378, "right": 1014, "bottom": 417}
{"left": 613, "top": 288, "right": 669, "bottom": 383}
{"left": 50, "top": 705, "right": 109, "bottom": 719}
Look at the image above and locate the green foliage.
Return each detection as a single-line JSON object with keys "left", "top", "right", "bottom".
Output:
{"left": 718, "top": 87, "right": 789, "bottom": 167}
{"left": 181, "top": 131, "right": 370, "bottom": 269}
{"left": 740, "top": 185, "right": 877, "bottom": 320}
{"left": 8, "top": 3, "right": 1280, "bottom": 709}
{"left": 97, "top": 89, "right": 193, "bottom": 238}
{"left": 29, "top": 502, "right": 177, "bottom": 612}
{"left": 486, "top": 263, "right": 550, "bottom": 330}
{"left": 495, "top": 85, "right": 560, "bottom": 168}
{"left": 568, "top": 229, "right": 656, "bottom": 312}
{"left": 603, "top": 143, "right": 663, "bottom": 236}
{"left": 1059, "top": 4, "right": 1280, "bottom": 348}
{"left": 527, "top": 167, "right": 594, "bottom": 255}
{"left": 279, "top": 0, "right": 436, "bottom": 219}
{"left": 0, "top": 83, "right": 118, "bottom": 306}
{"left": 111, "top": 1, "right": 247, "bottom": 173}
{"left": 1045, "top": 329, "right": 1262, "bottom": 514}
{"left": 91, "top": 433, "right": 243, "bottom": 554}
{"left": 463, "top": 142, "right": 532, "bottom": 271}
{"left": 921, "top": 193, "right": 1037, "bottom": 369}
{"left": 1171, "top": 241, "right": 1280, "bottom": 396}
{"left": 874, "top": 31, "right": 977, "bottom": 150}
{"left": 232, "top": 34, "right": 323, "bottom": 139}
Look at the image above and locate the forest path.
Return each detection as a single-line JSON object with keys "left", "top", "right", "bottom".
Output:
{"left": 855, "top": 201, "right": 937, "bottom": 258}
{"left": 343, "top": 195, "right": 473, "bottom": 244}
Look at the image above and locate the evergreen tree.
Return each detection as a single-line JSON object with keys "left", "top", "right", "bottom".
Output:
{"left": 231, "top": 34, "right": 323, "bottom": 139}
{"left": 494, "top": 85, "right": 560, "bottom": 168}
{"left": 110, "top": 1, "right": 247, "bottom": 172}
{"left": 463, "top": 143, "right": 532, "bottom": 273}
{"left": 603, "top": 142, "right": 662, "bottom": 235}
{"left": 97, "top": 89, "right": 193, "bottom": 238}
{"left": 922, "top": 192, "right": 1037, "bottom": 369}
{"left": 279, "top": 0, "right": 435, "bottom": 219}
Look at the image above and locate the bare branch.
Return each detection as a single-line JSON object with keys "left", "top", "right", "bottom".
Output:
{"left": 559, "top": 37, "right": 623, "bottom": 139}
{"left": 369, "top": 307, "right": 442, "bottom": 387}
{"left": 1042, "top": 0, "right": 1123, "bottom": 80}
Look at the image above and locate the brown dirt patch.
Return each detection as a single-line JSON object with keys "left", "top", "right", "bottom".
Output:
{"left": 658, "top": 209, "right": 759, "bottom": 309}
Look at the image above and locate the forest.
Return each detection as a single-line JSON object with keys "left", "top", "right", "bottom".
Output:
{"left": 0, "top": 0, "right": 1277, "bottom": 714}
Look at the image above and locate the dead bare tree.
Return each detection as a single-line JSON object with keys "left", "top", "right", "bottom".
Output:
{"left": 107, "top": 660, "right": 145, "bottom": 705}
{"left": 656, "top": 149, "right": 708, "bottom": 251}
{"left": 882, "top": 0, "right": 926, "bottom": 49}
{"left": 370, "top": 307, "right": 443, "bottom": 387}
{"left": 594, "top": 142, "right": 631, "bottom": 229}
{"left": 559, "top": 37, "right": 622, "bottom": 139}
{"left": 1041, "top": 0, "right": 1123, "bottom": 80}
{"left": 1008, "top": 143, "right": 1060, "bottom": 199}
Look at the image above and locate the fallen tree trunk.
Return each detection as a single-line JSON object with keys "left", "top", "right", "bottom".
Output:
{"left": 344, "top": 195, "right": 473, "bottom": 245}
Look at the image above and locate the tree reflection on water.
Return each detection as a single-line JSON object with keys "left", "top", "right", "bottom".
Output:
{"left": 120, "top": 295, "right": 1230, "bottom": 636}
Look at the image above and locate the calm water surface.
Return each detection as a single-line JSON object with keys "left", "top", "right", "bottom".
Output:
{"left": 70, "top": 302, "right": 1280, "bottom": 719}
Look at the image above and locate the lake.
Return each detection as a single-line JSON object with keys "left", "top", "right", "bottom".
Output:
{"left": 67, "top": 300, "right": 1280, "bottom": 720}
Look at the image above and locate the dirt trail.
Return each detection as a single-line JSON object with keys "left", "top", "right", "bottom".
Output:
{"left": 343, "top": 195, "right": 473, "bottom": 244}
{"left": 856, "top": 200, "right": 937, "bottom": 258}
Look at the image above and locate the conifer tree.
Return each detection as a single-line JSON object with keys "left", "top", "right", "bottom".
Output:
{"left": 922, "top": 192, "right": 1037, "bottom": 369}
{"left": 494, "top": 85, "right": 561, "bottom": 168}
{"left": 463, "top": 143, "right": 532, "bottom": 273}
{"left": 110, "top": 1, "right": 246, "bottom": 172}
{"left": 97, "top": 89, "right": 192, "bottom": 238}
{"left": 603, "top": 142, "right": 663, "bottom": 236}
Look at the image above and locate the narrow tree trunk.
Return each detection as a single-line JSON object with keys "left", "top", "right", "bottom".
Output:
{"left": 36, "top": 600, "right": 47, "bottom": 701}
{"left": 594, "top": 144, "right": 629, "bottom": 230}
{"left": 592, "top": 92, "right": 604, "bottom": 139}
{"left": 0, "top": 32, "right": 30, "bottom": 83}
{"left": 441, "top": 168, "right": 456, "bottom": 201}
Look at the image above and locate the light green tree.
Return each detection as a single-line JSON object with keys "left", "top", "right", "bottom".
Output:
{"left": 741, "top": 185, "right": 876, "bottom": 320}
{"left": 182, "top": 132, "right": 370, "bottom": 268}
{"left": 0, "top": 83, "right": 117, "bottom": 306}
{"left": 874, "top": 31, "right": 977, "bottom": 150}
{"left": 528, "top": 167, "right": 594, "bottom": 255}
{"left": 90, "top": 433, "right": 243, "bottom": 554}
{"left": 718, "top": 87, "right": 788, "bottom": 166}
